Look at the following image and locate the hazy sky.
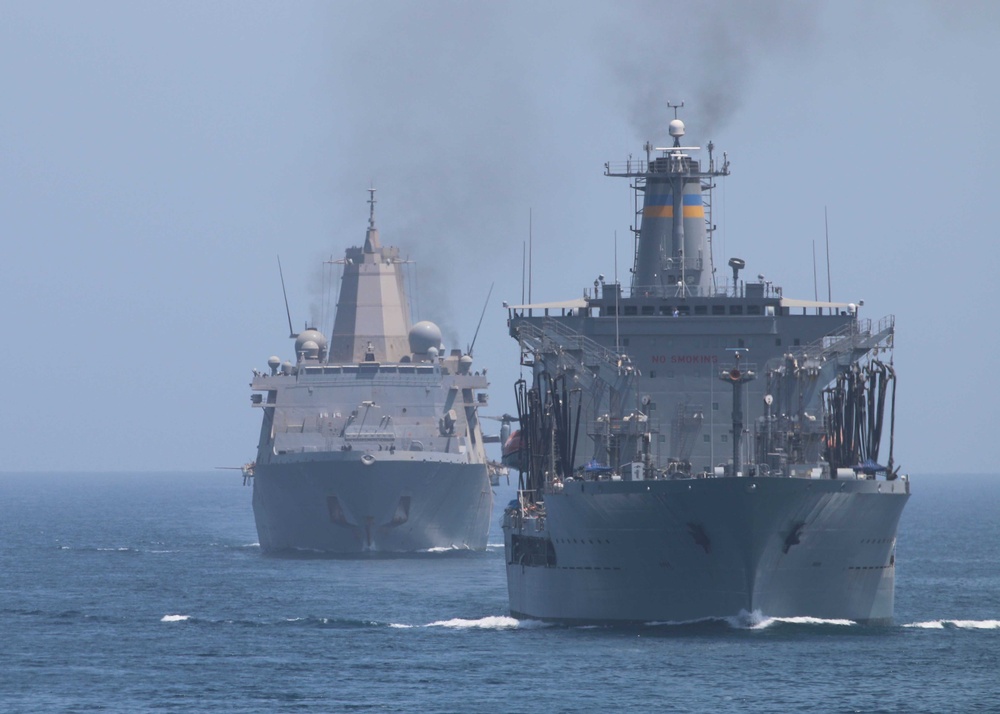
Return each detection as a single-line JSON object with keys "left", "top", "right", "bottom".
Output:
{"left": 3, "top": 1, "right": 998, "bottom": 474}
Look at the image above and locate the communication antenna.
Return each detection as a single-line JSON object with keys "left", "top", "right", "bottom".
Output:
{"left": 667, "top": 100, "right": 685, "bottom": 118}
{"left": 528, "top": 208, "right": 533, "bottom": 304}
{"left": 824, "top": 206, "right": 832, "bottom": 302}
{"left": 277, "top": 255, "right": 297, "bottom": 338}
{"left": 521, "top": 241, "right": 526, "bottom": 305}
{"left": 467, "top": 282, "right": 494, "bottom": 356}
{"left": 614, "top": 230, "right": 620, "bottom": 352}
{"left": 812, "top": 240, "right": 819, "bottom": 302}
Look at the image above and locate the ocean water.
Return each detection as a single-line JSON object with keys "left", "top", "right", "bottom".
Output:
{"left": 1, "top": 472, "right": 998, "bottom": 713}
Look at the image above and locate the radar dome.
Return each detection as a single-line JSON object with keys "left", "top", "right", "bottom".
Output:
{"left": 409, "top": 321, "right": 443, "bottom": 355}
{"left": 295, "top": 328, "right": 327, "bottom": 359}
{"left": 300, "top": 340, "right": 320, "bottom": 359}
{"left": 669, "top": 119, "right": 685, "bottom": 138}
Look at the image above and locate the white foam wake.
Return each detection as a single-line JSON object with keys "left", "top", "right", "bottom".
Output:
{"left": 726, "top": 610, "right": 855, "bottom": 629}
{"left": 426, "top": 616, "right": 545, "bottom": 630}
{"left": 161, "top": 614, "right": 190, "bottom": 622}
{"left": 904, "top": 619, "right": 1000, "bottom": 630}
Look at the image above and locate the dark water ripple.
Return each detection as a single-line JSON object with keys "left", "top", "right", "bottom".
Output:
{"left": 1, "top": 471, "right": 998, "bottom": 713}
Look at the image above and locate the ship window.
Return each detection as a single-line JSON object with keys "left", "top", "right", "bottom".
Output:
{"left": 747, "top": 305, "right": 761, "bottom": 315}
{"left": 622, "top": 338, "right": 630, "bottom": 346}
{"left": 713, "top": 402, "right": 719, "bottom": 410}
{"left": 624, "top": 306, "right": 638, "bottom": 316}
{"left": 703, "top": 435, "right": 711, "bottom": 442}
{"left": 738, "top": 339, "right": 745, "bottom": 348}
{"left": 694, "top": 305, "right": 707, "bottom": 315}
{"left": 729, "top": 305, "right": 743, "bottom": 315}
{"left": 649, "top": 370, "right": 656, "bottom": 378}
{"left": 641, "top": 305, "right": 654, "bottom": 316}
{"left": 794, "top": 338, "right": 801, "bottom": 346}
{"left": 677, "top": 306, "right": 691, "bottom": 316}
{"left": 648, "top": 403, "right": 656, "bottom": 411}
{"left": 775, "top": 339, "right": 781, "bottom": 346}
{"left": 712, "top": 305, "right": 726, "bottom": 315}
{"left": 658, "top": 435, "right": 666, "bottom": 443}
{"left": 721, "top": 434, "right": 728, "bottom": 442}
{"left": 659, "top": 306, "right": 672, "bottom": 315}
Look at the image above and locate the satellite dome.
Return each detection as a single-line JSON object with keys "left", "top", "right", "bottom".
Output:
{"left": 295, "top": 328, "right": 327, "bottom": 356}
{"left": 409, "top": 321, "right": 443, "bottom": 354}
{"left": 668, "top": 119, "right": 685, "bottom": 138}
{"left": 300, "top": 340, "right": 320, "bottom": 359}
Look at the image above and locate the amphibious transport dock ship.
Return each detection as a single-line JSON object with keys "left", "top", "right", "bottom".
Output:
{"left": 502, "top": 113, "right": 909, "bottom": 623}
{"left": 249, "top": 192, "right": 493, "bottom": 553}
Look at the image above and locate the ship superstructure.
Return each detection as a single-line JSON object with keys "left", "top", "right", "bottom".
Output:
{"left": 502, "top": 113, "right": 909, "bottom": 624}
{"left": 249, "top": 191, "right": 493, "bottom": 553}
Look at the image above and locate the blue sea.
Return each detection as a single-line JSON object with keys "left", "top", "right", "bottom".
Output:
{"left": 1, "top": 472, "right": 998, "bottom": 713}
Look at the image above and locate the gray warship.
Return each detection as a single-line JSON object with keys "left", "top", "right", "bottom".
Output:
{"left": 248, "top": 191, "right": 494, "bottom": 553}
{"left": 502, "top": 111, "right": 909, "bottom": 624}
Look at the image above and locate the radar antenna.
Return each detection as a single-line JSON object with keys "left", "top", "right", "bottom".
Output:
{"left": 277, "top": 255, "right": 297, "bottom": 338}
{"left": 467, "top": 281, "right": 495, "bottom": 356}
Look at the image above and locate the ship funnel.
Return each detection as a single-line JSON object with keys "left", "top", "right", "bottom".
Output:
{"left": 632, "top": 150, "right": 712, "bottom": 297}
{"left": 606, "top": 113, "right": 728, "bottom": 299}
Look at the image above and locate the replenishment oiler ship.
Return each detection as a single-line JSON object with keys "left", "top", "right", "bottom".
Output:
{"left": 502, "top": 110, "right": 909, "bottom": 624}
{"left": 248, "top": 191, "right": 493, "bottom": 553}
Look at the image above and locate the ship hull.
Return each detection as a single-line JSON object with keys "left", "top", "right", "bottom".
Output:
{"left": 253, "top": 452, "right": 493, "bottom": 554}
{"left": 503, "top": 476, "right": 908, "bottom": 624}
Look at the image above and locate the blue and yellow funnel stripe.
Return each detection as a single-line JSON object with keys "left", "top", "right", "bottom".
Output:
{"left": 643, "top": 193, "right": 704, "bottom": 219}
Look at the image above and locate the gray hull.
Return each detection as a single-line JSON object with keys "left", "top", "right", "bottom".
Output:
{"left": 503, "top": 476, "right": 909, "bottom": 624}
{"left": 254, "top": 452, "right": 493, "bottom": 554}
